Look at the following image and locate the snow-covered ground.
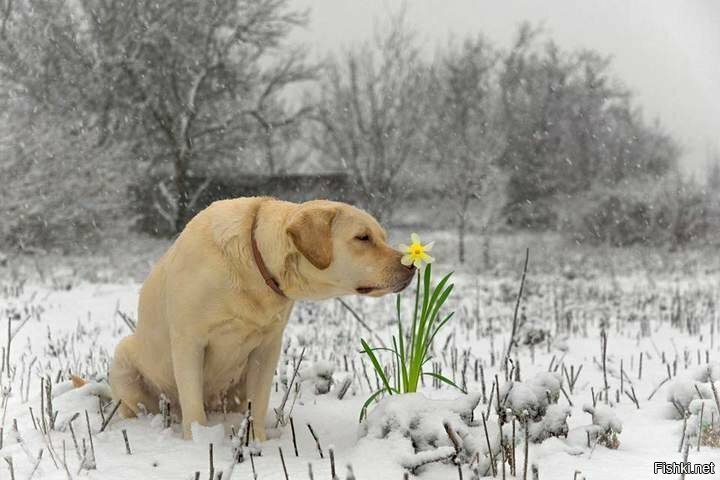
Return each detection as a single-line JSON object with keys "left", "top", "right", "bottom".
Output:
{"left": 0, "top": 266, "right": 719, "bottom": 479}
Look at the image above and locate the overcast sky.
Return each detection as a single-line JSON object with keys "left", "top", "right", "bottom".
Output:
{"left": 293, "top": 0, "right": 720, "bottom": 176}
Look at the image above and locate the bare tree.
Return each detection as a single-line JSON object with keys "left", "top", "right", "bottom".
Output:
{"left": 0, "top": 0, "right": 315, "bottom": 233}
{"left": 93, "top": 0, "right": 316, "bottom": 231}
{"left": 498, "top": 24, "right": 679, "bottom": 228}
{"left": 430, "top": 37, "right": 505, "bottom": 263}
{"left": 311, "top": 16, "right": 432, "bottom": 221}
{"left": 0, "top": 1, "right": 134, "bottom": 251}
{"left": 246, "top": 55, "right": 315, "bottom": 175}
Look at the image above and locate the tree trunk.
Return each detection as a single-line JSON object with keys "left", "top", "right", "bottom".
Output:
{"left": 458, "top": 215, "right": 466, "bottom": 264}
{"left": 458, "top": 194, "right": 471, "bottom": 264}
{"left": 482, "top": 234, "right": 491, "bottom": 270}
{"left": 264, "top": 125, "right": 275, "bottom": 175}
{"left": 173, "top": 150, "right": 190, "bottom": 233}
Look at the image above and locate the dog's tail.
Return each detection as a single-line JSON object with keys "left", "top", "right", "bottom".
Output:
{"left": 70, "top": 374, "right": 88, "bottom": 388}
{"left": 66, "top": 374, "right": 113, "bottom": 401}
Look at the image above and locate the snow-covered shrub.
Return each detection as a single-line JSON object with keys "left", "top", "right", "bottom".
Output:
{"left": 530, "top": 372, "right": 563, "bottom": 409}
{"left": 301, "top": 360, "right": 335, "bottom": 395}
{"left": 688, "top": 398, "right": 719, "bottom": 418}
{"left": 665, "top": 365, "right": 720, "bottom": 448}
{"left": 583, "top": 404, "right": 622, "bottom": 449}
{"left": 667, "top": 378, "right": 705, "bottom": 413}
{"left": 360, "top": 393, "right": 498, "bottom": 473}
{"left": 499, "top": 372, "right": 563, "bottom": 422}
{"left": 685, "top": 398, "right": 720, "bottom": 447}
{"left": 361, "top": 392, "right": 481, "bottom": 443}
{"left": 497, "top": 372, "right": 569, "bottom": 444}
{"left": 528, "top": 404, "right": 572, "bottom": 442}
{"left": 359, "top": 264, "right": 461, "bottom": 420}
{"left": 500, "top": 381, "right": 541, "bottom": 420}
{"left": 573, "top": 177, "right": 709, "bottom": 247}
{"left": 521, "top": 326, "right": 550, "bottom": 346}
{"left": 666, "top": 364, "right": 720, "bottom": 416}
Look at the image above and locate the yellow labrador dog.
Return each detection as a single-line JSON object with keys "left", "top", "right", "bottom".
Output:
{"left": 110, "top": 197, "right": 414, "bottom": 440}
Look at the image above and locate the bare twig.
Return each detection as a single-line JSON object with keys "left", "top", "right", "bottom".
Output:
{"left": 709, "top": 370, "right": 720, "bottom": 416}
{"left": 647, "top": 377, "right": 670, "bottom": 400}
{"left": 307, "top": 423, "right": 324, "bottom": 459}
{"left": 336, "top": 298, "right": 386, "bottom": 348}
{"left": 278, "top": 446, "right": 289, "bottom": 480}
{"left": 523, "top": 416, "right": 530, "bottom": 480}
{"left": 481, "top": 413, "right": 496, "bottom": 476}
{"left": 99, "top": 401, "right": 122, "bottom": 432}
{"left": 625, "top": 387, "right": 640, "bottom": 409}
{"left": 600, "top": 330, "right": 609, "bottom": 404}
{"left": 3, "top": 456, "right": 14, "bottom": 480}
{"left": 208, "top": 443, "right": 214, "bottom": 480}
{"left": 290, "top": 417, "right": 299, "bottom": 457}
{"left": 697, "top": 403, "right": 704, "bottom": 451}
{"left": 122, "top": 429, "right": 132, "bottom": 455}
{"left": 504, "top": 248, "right": 530, "bottom": 368}
{"left": 274, "top": 348, "right": 305, "bottom": 427}
{"left": 329, "top": 447, "right": 338, "bottom": 480}
{"left": 28, "top": 449, "right": 44, "bottom": 480}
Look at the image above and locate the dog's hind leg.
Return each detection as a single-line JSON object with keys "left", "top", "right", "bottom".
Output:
{"left": 110, "top": 335, "right": 160, "bottom": 418}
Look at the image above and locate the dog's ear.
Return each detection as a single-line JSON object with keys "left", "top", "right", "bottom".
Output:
{"left": 286, "top": 205, "right": 338, "bottom": 270}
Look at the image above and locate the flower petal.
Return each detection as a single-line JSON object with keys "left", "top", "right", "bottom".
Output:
{"left": 401, "top": 254, "right": 414, "bottom": 266}
{"left": 413, "top": 258, "right": 423, "bottom": 269}
{"left": 423, "top": 241, "right": 435, "bottom": 251}
{"left": 398, "top": 243, "right": 409, "bottom": 252}
{"left": 411, "top": 232, "right": 421, "bottom": 244}
{"left": 422, "top": 253, "right": 435, "bottom": 264}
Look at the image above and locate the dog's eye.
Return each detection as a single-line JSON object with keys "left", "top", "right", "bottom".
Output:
{"left": 355, "top": 234, "right": 370, "bottom": 242}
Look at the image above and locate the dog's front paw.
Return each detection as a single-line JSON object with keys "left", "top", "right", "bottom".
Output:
{"left": 253, "top": 425, "right": 267, "bottom": 442}
{"left": 187, "top": 422, "right": 226, "bottom": 443}
{"left": 183, "top": 417, "right": 208, "bottom": 440}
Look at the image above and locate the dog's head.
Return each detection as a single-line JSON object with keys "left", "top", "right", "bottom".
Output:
{"left": 286, "top": 200, "right": 415, "bottom": 299}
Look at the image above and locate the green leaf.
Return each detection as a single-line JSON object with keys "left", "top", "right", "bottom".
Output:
{"left": 426, "top": 272, "right": 453, "bottom": 317}
{"left": 428, "top": 282, "right": 454, "bottom": 325}
{"left": 425, "top": 288, "right": 453, "bottom": 347}
{"left": 423, "top": 312, "right": 456, "bottom": 364}
{"left": 396, "top": 296, "right": 408, "bottom": 390}
{"left": 423, "top": 371, "right": 466, "bottom": 393}
{"left": 416, "top": 270, "right": 444, "bottom": 358}
{"left": 358, "top": 346, "right": 397, "bottom": 355}
{"left": 409, "top": 270, "right": 421, "bottom": 364}
{"left": 425, "top": 312, "right": 455, "bottom": 352}
{"left": 359, "top": 389, "right": 387, "bottom": 422}
{"left": 392, "top": 336, "right": 400, "bottom": 390}
{"left": 424, "top": 275, "right": 451, "bottom": 326}
{"left": 421, "top": 264, "right": 432, "bottom": 319}
{"left": 360, "top": 339, "right": 394, "bottom": 394}
{"left": 416, "top": 273, "right": 453, "bottom": 372}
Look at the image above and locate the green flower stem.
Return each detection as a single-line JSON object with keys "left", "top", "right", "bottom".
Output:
{"left": 359, "top": 263, "right": 461, "bottom": 421}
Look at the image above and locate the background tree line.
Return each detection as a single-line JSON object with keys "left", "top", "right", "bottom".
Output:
{"left": 0, "top": 0, "right": 715, "bottom": 257}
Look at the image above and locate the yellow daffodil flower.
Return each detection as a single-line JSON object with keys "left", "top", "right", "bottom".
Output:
{"left": 399, "top": 233, "right": 435, "bottom": 268}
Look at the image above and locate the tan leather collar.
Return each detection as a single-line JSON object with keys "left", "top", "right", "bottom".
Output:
{"left": 251, "top": 208, "right": 286, "bottom": 298}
